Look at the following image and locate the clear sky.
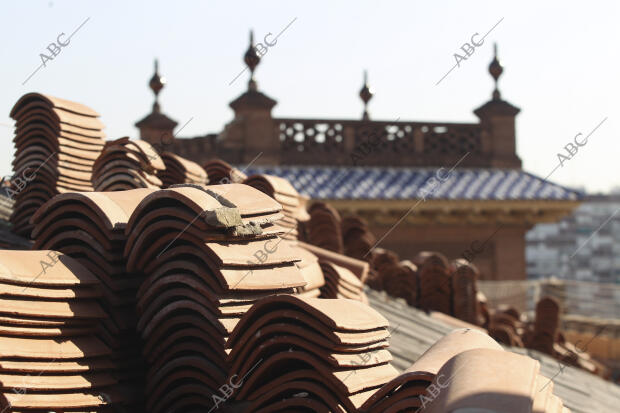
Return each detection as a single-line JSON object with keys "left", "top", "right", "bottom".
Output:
{"left": 1, "top": 0, "right": 618, "bottom": 193}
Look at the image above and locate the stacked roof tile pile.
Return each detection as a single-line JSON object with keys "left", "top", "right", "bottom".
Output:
{"left": 342, "top": 216, "right": 376, "bottom": 261}
{"left": 0, "top": 250, "right": 121, "bottom": 411}
{"left": 244, "top": 174, "right": 310, "bottom": 240}
{"left": 361, "top": 328, "right": 501, "bottom": 412}
{"left": 369, "top": 249, "right": 419, "bottom": 306}
{"left": 293, "top": 243, "right": 325, "bottom": 298}
{"left": 487, "top": 304, "right": 526, "bottom": 347}
{"left": 303, "top": 201, "right": 605, "bottom": 380}
{"left": 203, "top": 158, "right": 247, "bottom": 184}
{"left": 30, "top": 189, "right": 157, "bottom": 409}
{"left": 157, "top": 151, "right": 208, "bottom": 188}
{"left": 319, "top": 261, "right": 366, "bottom": 301}
{"left": 9, "top": 93, "right": 105, "bottom": 237}
{"left": 307, "top": 202, "right": 345, "bottom": 253}
{"left": 529, "top": 296, "right": 561, "bottom": 355}
{"left": 451, "top": 259, "right": 481, "bottom": 325}
{"left": 416, "top": 252, "right": 452, "bottom": 314}
{"left": 361, "top": 328, "right": 570, "bottom": 412}
{"left": 91, "top": 137, "right": 164, "bottom": 191}
{"left": 123, "top": 184, "right": 307, "bottom": 412}
{"left": 368, "top": 250, "right": 481, "bottom": 321}
{"left": 227, "top": 294, "right": 399, "bottom": 412}
{"left": 300, "top": 241, "right": 369, "bottom": 303}
{"left": 483, "top": 297, "right": 608, "bottom": 377}
{"left": 366, "top": 248, "right": 399, "bottom": 291}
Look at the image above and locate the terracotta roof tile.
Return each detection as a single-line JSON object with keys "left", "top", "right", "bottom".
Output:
{"left": 28, "top": 188, "right": 157, "bottom": 409}
{"left": 203, "top": 158, "right": 247, "bottom": 183}
{"left": 244, "top": 173, "right": 311, "bottom": 240}
{"left": 8, "top": 94, "right": 105, "bottom": 237}
{"left": 124, "top": 183, "right": 311, "bottom": 411}
{"left": 227, "top": 295, "right": 398, "bottom": 411}
{"left": 306, "top": 201, "right": 345, "bottom": 253}
{"left": 158, "top": 151, "right": 208, "bottom": 188}
{"left": 299, "top": 240, "right": 369, "bottom": 283}
{"left": 91, "top": 137, "right": 164, "bottom": 191}
{"left": 423, "top": 348, "right": 541, "bottom": 412}
{"left": 0, "top": 249, "right": 128, "bottom": 410}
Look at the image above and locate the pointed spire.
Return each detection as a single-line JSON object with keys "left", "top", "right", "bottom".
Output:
{"left": 149, "top": 59, "right": 166, "bottom": 113}
{"left": 488, "top": 43, "right": 504, "bottom": 101}
{"left": 359, "top": 70, "right": 374, "bottom": 120}
{"left": 244, "top": 30, "right": 261, "bottom": 91}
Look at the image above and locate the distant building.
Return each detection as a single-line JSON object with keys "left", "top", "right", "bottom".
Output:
{"left": 527, "top": 194, "right": 620, "bottom": 284}
{"left": 135, "top": 35, "right": 580, "bottom": 281}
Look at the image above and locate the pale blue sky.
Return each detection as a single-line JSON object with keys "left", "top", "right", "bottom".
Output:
{"left": 1, "top": 0, "right": 618, "bottom": 193}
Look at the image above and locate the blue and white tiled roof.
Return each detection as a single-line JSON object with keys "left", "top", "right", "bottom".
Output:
{"left": 244, "top": 166, "right": 582, "bottom": 201}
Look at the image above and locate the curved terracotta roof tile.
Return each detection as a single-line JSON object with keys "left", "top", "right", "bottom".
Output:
{"left": 423, "top": 348, "right": 540, "bottom": 413}
{"left": 243, "top": 372, "right": 349, "bottom": 411}
{"left": 203, "top": 158, "right": 247, "bottom": 184}
{"left": 451, "top": 259, "right": 480, "bottom": 325}
{"left": 244, "top": 173, "right": 311, "bottom": 222}
{"left": 2, "top": 391, "right": 111, "bottom": 410}
{"left": 31, "top": 189, "right": 155, "bottom": 233}
{"left": 229, "top": 295, "right": 389, "bottom": 338}
{"left": 158, "top": 151, "right": 208, "bottom": 188}
{"left": 0, "top": 372, "right": 116, "bottom": 391}
{"left": 8, "top": 93, "right": 106, "bottom": 236}
{"left": 361, "top": 328, "right": 502, "bottom": 411}
{"left": 299, "top": 241, "right": 369, "bottom": 282}
{"left": 0, "top": 250, "right": 98, "bottom": 287}
{"left": 10, "top": 93, "right": 101, "bottom": 118}
{"left": 91, "top": 138, "right": 164, "bottom": 191}
{"left": 0, "top": 336, "right": 111, "bottom": 359}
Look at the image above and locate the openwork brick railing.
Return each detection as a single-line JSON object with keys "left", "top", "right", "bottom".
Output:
{"left": 275, "top": 118, "right": 488, "bottom": 167}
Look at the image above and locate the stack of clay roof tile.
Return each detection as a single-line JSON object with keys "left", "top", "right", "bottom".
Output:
{"left": 366, "top": 248, "right": 400, "bottom": 292}
{"left": 0, "top": 250, "right": 123, "bottom": 411}
{"left": 203, "top": 158, "right": 247, "bottom": 184}
{"left": 227, "top": 294, "right": 399, "bottom": 412}
{"left": 484, "top": 298, "right": 608, "bottom": 377}
{"left": 157, "top": 151, "right": 208, "bottom": 188}
{"left": 415, "top": 252, "right": 452, "bottom": 314}
{"left": 9, "top": 93, "right": 105, "bottom": 237}
{"left": 487, "top": 305, "right": 526, "bottom": 347}
{"left": 361, "top": 328, "right": 570, "bottom": 413}
{"left": 91, "top": 137, "right": 164, "bottom": 191}
{"left": 342, "top": 216, "right": 376, "bottom": 261}
{"left": 380, "top": 260, "right": 418, "bottom": 306}
{"left": 123, "top": 184, "right": 307, "bottom": 412}
{"left": 244, "top": 174, "right": 310, "bottom": 240}
{"left": 319, "top": 261, "right": 366, "bottom": 301}
{"left": 529, "top": 296, "right": 561, "bottom": 355}
{"left": 369, "top": 250, "right": 438, "bottom": 308}
{"left": 300, "top": 241, "right": 369, "bottom": 303}
{"left": 30, "top": 189, "right": 157, "bottom": 409}
{"left": 451, "top": 259, "right": 481, "bottom": 326}
{"left": 307, "top": 202, "right": 345, "bottom": 253}
{"left": 293, "top": 242, "right": 326, "bottom": 298}
{"left": 368, "top": 250, "right": 489, "bottom": 327}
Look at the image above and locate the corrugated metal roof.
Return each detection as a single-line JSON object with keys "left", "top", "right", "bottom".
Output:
{"left": 246, "top": 166, "right": 582, "bottom": 201}
{"left": 366, "top": 288, "right": 620, "bottom": 413}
